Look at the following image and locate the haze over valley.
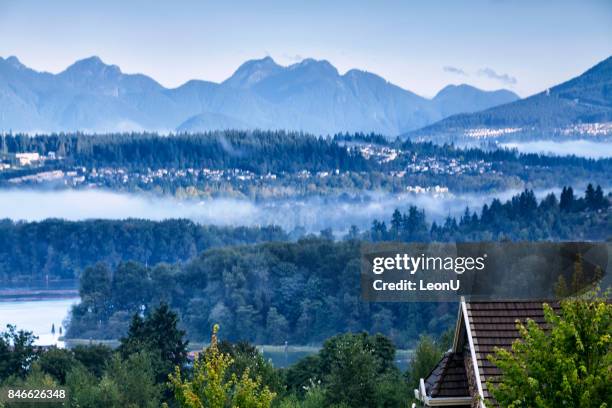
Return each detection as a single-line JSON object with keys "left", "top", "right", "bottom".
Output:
{"left": 0, "top": 188, "right": 547, "bottom": 234}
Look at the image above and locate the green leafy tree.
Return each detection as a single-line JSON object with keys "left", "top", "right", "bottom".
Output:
{"left": 276, "top": 383, "right": 327, "bottom": 408}
{"left": 405, "top": 335, "right": 445, "bottom": 391}
{"left": 285, "top": 332, "right": 407, "bottom": 408}
{"left": 218, "top": 341, "right": 283, "bottom": 394}
{"left": 324, "top": 337, "right": 378, "bottom": 407}
{"left": 119, "top": 302, "right": 188, "bottom": 384}
{"left": 72, "top": 343, "right": 114, "bottom": 378}
{"left": 107, "top": 352, "right": 162, "bottom": 408}
{"left": 79, "top": 262, "right": 113, "bottom": 319}
{"left": 1, "top": 365, "right": 59, "bottom": 408}
{"left": 265, "top": 307, "right": 289, "bottom": 345}
{"left": 66, "top": 351, "right": 161, "bottom": 408}
{"left": 65, "top": 364, "right": 119, "bottom": 408}
{"left": 488, "top": 292, "right": 612, "bottom": 408}
{"left": 112, "top": 261, "right": 152, "bottom": 311}
{"left": 168, "top": 324, "right": 275, "bottom": 408}
{"left": 0, "top": 325, "right": 38, "bottom": 381}
{"left": 36, "top": 347, "right": 76, "bottom": 384}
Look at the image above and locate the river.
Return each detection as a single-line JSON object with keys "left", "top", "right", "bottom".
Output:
{"left": 0, "top": 297, "right": 411, "bottom": 369}
{"left": 0, "top": 297, "right": 79, "bottom": 347}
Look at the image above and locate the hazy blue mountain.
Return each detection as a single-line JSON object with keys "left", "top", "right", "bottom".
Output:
{"left": 222, "top": 56, "right": 284, "bottom": 89}
{"left": 432, "top": 84, "right": 518, "bottom": 117}
{"left": 176, "top": 111, "right": 251, "bottom": 132}
{"left": 409, "top": 56, "right": 612, "bottom": 143}
{"left": 0, "top": 55, "right": 519, "bottom": 135}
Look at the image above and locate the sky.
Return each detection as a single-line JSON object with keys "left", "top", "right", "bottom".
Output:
{"left": 0, "top": 0, "right": 610, "bottom": 98}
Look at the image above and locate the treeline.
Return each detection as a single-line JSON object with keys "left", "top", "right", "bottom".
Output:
{"left": 3, "top": 131, "right": 611, "bottom": 198}
{"left": 2, "top": 131, "right": 370, "bottom": 173}
{"left": 371, "top": 184, "right": 610, "bottom": 242}
{"left": 0, "top": 219, "right": 286, "bottom": 283}
{"left": 1, "top": 304, "right": 419, "bottom": 408}
{"left": 68, "top": 238, "right": 455, "bottom": 348}
{"left": 66, "top": 185, "right": 610, "bottom": 345}
{"left": 4, "top": 297, "right": 609, "bottom": 408}
{"left": 3, "top": 131, "right": 610, "bottom": 175}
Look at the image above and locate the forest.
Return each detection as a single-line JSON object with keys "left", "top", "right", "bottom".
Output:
{"left": 371, "top": 183, "right": 610, "bottom": 242}
{"left": 63, "top": 185, "right": 609, "bottom": 346}
{"left": 2, "top": 132, "right": 611, "bottom": 196}
{"left": 0, "top": 184, "right": 608, "bottom": 286}
{"left": 3, "top": 293, "right": 608, "bottom": 408}
{"left": 0, "top": 303, "right": 449, "bottom": 408}
{"left": 0, "top": 219, "right": 285, "bottom": 283}
{"left": 2, "top": 131, "right": 609, "bottom": 173}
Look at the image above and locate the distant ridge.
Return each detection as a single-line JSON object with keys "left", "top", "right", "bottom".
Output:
{"left": 0, "top": 55, "right": 518, "bottom": 135}
{"left": 407, "top": 56, "right": 612, "bottom": 143}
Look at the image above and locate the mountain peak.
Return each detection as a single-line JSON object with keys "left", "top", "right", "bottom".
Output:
{"left": 62, "top": 56, "right": 121, "bottom": 77}
{"left": 344, "top": 68, "right": 387, "bottom": 82}
{"left": 6, "top": 53, "right": 596, "bottom": 137}
{"left": 223, "top": 56, "right": 283, "bottom": 89}
{"left": 289, "top": 58, "right": 338, "bottom": 76}
{"left": 434, "top": 83, "right": 518, "bottom": 100}
{"left": 411, "top": 55, "right": 612, "bottom": 142}
{"left": 4, "top": 56, "right": 25, "bottom": 70}
{"left": 434, "top": 84, "right": 478, "bottom": 98}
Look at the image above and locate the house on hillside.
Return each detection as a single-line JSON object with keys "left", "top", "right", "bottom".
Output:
{"left": 413, "top": 298, "right": 559, "bottom": 408}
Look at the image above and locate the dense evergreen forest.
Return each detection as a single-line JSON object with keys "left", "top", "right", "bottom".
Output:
{"left": 2, "top": 131, "right": 368, "bottom": 173}
{"left": 1, "top": 184, "right": 608, "bottom": 285}
{"left": 2, "top": 131, "right": 609, "bottom": 173}
{"left": 69, "top": 238, "right": 455, "bottom": 349}
{"left": 1, "top": 304, "right": 428, "bottom": 408}
{"left": 0, "top": 219, "right": 286, "bottom": 283}
{"left": 63, "top": 186, "right": 609, "bottom": 346}
{"left": 371, "top": 184, "right": 610, "bottom": 242}
{"left": 2, "top": 132, "right": 611, "bottom": 195}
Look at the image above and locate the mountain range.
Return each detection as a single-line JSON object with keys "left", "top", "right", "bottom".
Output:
{"left": 0, "top": 55, "right": 519, "bottom": 135}
{"left": 408, "top": 56, "right": 612, "bottom": 143}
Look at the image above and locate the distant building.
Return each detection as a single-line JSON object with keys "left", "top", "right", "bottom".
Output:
{"left": 15, "top": 152, "right": 40, "bottom": 165}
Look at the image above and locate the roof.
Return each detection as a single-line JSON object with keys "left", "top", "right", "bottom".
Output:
{"left": 465, "top": 300, "right": 560, "bottom": 401}
{"left": 424, "top": 351, "right": 470, "bottom": 399}
{"left": 417, "top": 299, "right": 560, "bottom": 407}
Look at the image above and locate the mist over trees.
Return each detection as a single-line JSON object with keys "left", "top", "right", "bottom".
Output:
{"left": 371, "top": 184, "right": 610, "bottom": 242}
{"left": 63, "top": 186, "right": 609, "bottom": 347}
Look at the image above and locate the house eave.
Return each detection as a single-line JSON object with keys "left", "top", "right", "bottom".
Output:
{"left": 416, "top": 378, "right": 472, "bottom": 407}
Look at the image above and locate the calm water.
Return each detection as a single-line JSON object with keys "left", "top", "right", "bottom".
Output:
{"left": 0, "top": 298, "right": 411, "bottom": 369}
{"left": 0, "top": 297, "right": 79, "bottom": 347}
{"left": 262, "top": 348, "right": 410, "bottom": 370}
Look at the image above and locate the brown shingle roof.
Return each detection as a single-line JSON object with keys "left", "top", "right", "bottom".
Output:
{"left": 465, "top": 300, "right": 560, "bottom": 401}
{"left": 419, "top": 300, "right": 562, "bottom": 406}
{"left": 424, "top": 351, "right": 470, "bottom": 398}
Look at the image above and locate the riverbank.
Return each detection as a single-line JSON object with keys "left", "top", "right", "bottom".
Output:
{"left": 63, "top": 339, "right": 413, "bottom": 369}
{"left": 0, "top": 288, "right": 79, "bottom": 302}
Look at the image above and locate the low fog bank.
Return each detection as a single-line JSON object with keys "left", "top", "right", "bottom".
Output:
{"left": 500, "top": 140, "right": 612, "bottom": 159}
{"left": 0, "top": 188, "right": 570, "bottom": 235}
